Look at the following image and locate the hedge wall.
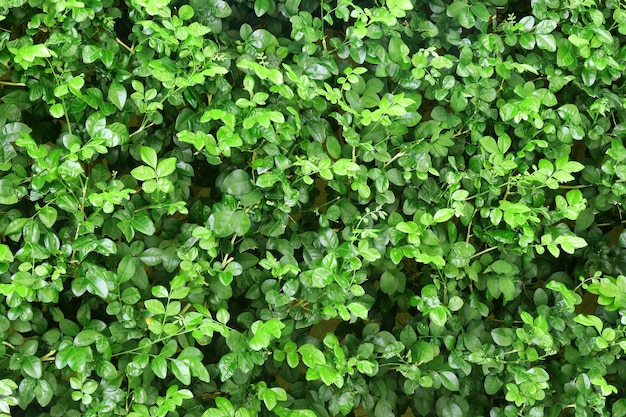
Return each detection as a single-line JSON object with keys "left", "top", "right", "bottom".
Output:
{"left": 1, "top": 0, "right": 626, "bottom": 416}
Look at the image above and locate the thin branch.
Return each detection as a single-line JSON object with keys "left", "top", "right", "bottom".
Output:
{"left": 0, "top": 80, "right": 26, "bottom": 87}
{"left": 383, "top": 152, "right": 406, "bottom": 168}
{"left": 471, "top": 246, "right": 498, "bottom": 259}
{"left": 116, "top": 37, "right": 134, "bottom": 54}
{"left": 559, "top": 184, "right": 590, "bottom": 189}
{"left": 129, "top": 122, "right": 155, "bottom": 138}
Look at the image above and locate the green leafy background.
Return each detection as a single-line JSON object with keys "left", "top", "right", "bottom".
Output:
{"left": 1, "top": 0, "right": 626, "bottom": 416}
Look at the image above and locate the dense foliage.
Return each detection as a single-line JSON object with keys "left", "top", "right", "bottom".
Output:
{"left": 1, "top": 0, "right": 626, "bottom": 416}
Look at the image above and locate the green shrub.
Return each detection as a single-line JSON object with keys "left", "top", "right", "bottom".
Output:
{"left": 1, "top": 0, "right": 626, "bottom": 416}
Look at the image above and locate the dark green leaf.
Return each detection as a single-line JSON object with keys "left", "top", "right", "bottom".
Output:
{"left": 220, "top": 169, "right": 253, "bottom": 196}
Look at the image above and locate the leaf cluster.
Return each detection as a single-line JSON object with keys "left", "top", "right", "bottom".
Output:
{"left": 1, "top": 0, "right": 626, "bottom": 416}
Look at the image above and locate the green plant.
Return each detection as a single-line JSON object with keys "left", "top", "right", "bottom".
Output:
{"left": 1, "top": 0, "right": 626, "bottom": 416}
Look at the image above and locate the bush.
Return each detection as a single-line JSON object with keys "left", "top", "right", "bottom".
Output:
{"left": 1, "top": 0, "right": 626, "bottom": 416}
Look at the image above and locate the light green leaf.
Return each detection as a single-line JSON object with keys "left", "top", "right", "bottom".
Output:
{"left": 50, "top": 103, "right": 65, "bottom": 118}
{"left": 12, "top": 44, "right": 53, "bottom": 62}
{"left": 574, "top": 314, "right": 603, "bottom": 333}
{"left": 156, "top": 157, "right": 177, "bottom": 177}
{"left": 145, "top": 299, "right": 166, "bottom": 315}
{"left": 140, "top": 146, "right": 158, "bottom": 169}
{"left": 37, "top": 206, "right": 57, "bottom": 228}
{"left": 108, "top": 81, "right": 127, "bottom": 110}
{"left": 171, "top": 359, "right": 191, "bottom": 385}
{"left": 131, "top": 165, "right": 156, "bottom": 181}
{"left": 151, "top": 356, "right": 168, "bottom": 379}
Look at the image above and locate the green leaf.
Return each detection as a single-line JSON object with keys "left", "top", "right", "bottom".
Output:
{"left": 171, "top": 359, "right": 191, "bottom": 385}
{"left": 56, "top": 345, "right": 88, "bottom": 372}
{"left": 433, "top": 208, "right": 455, "bottom": 223}
{"left": 160, "top": 340, "right": 178, "bottom": 358}
{"left": 121, "top": 287, "right": 141, "bottom": 304}
{"left": 218, "top": 352, "right": 238, "bottom": 381}
{"left": 574, "top": 314, "right": 603, "bottom": 333}
{"left": 131, "top": 165, "right": 157, "bottom": 181}
{"left": 254, "top": 0, "right": 270, "bottom": 16}
{"left": 209, "top": 209, "right": 250, "bottom": 237}
{"left": 380, "top": 271, "right": 399, "bottom": 295}
{"left": 117, "top": 255, "right": 136, "bottom": 283}
{"left": 0, "top": 139, "right": 17, "bottom": 165}
{"left": 34, "top": 379, "right": 53, "bottom": 407}
{"left": 356, "top": 360, "right": 378, "bottom": 376}
{"left": 458, "top": 8, "right": 476, "bottom": 28}
{"left": 140, "top": 146, "right": 158, "bottom": 169}
{"left": 108, "top": 81, "right": 127, "bottom": 111}
{"left": 534, "top": 19, "right": 557, "bottom": 34}
{"left": 536, "top": 34, "right": 556, "bottom": 51}
{"left": 484, "top": 375, "right": 503, "bottom": 395}
{"left": 22, "top": 356, "right": 42, "bottom": 379}
{"left": 298, "top": 344, "right": 326, "bottom": 367}
{"left": 85, "top": 274, "right": 108, "bottom": 298}
{"left": 450, "top": 189, "right": 469, "bottom": 201}
{"left": 326, "top": 135, "right": 342, "bottom": 159}
{"left": 387, "top": 0, "right": 413, "bottom": 16}
{"left": 247, "top": 29, "right": 278, "bottom": 51}
{"left": 437, "top": 397, "right": 463, "bottom": 417}
{"left": 613, "top": 399, "right": 626, "bottom": 417}
{"left": 0, "top": 379, "right": 17, "bottom": 396}
{"left": 74, "top": 329, "right": 101, "bottom": 346}
{"left": 0, "top": 244, "right": 14, "bottom": 263}
{"left": 37, "top": 206, "right": 57, "bottom": 228}
{"left": 132, "top": 214, "right": 156, "bottom": 236}
{"left": 151, "top": 356, "right": 168, "bottom": 379}
{"left": 447, "top": 1, "right": 468, "bottom": 17}
{"left": 178, "top": 4, "right": 194, "bottom": 20}
{"left": 0, "top": 179, "right": 18, "bottom": 205}
{"left": 389, "top": 36, "right": 409, "bottom": 63}
{"left": 491, "top": 328, "right": 514, "bottom": 346}
{"left": 347, "top": 302, "right": 369, "bottom": 319}
{"left": 220, "top": 169, "right": 254, "bottom": 196}
{"left": 429, "top": 307, "right": 448, "bottom": 327}
{"left": 156, "top": 157, "right": 177, "bottom": 177}
{"left": 332, "top": 159, "right": 360, "bottom": 176}
{"left": 67, "top": 76, "right": 84, "bottom": 98}
{"left": 12, "top": 44, "right": 53, "bottom": 62}
{"left": 499, "top": 276, "right": 516, "bottom": 302}
{"left": 311, "top": 267, "right": 334, "bottom": 288}
{"left": 145, "top": 299, "right": 166, "bottom": 315}
{"left": 438, "top": 371, "right": 460, "bottom": 391}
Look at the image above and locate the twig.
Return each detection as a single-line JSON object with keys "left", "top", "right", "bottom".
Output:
{"left": 0, "top": 80, "right": 26, "bottom": 87}
{"left": 471, "top": 246, "right": 498, "bottom": 259}
{"left": 559, "top": 184, "right": 589, "bottom": 189}
{"left": 116, "top": 37, "right": 134, "bottom": 54}
{"left": 383, "top": 152, "right": 406, "bottom": 168}
{"left": 40, "top": 350, "right": 56, "bottom": 361}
